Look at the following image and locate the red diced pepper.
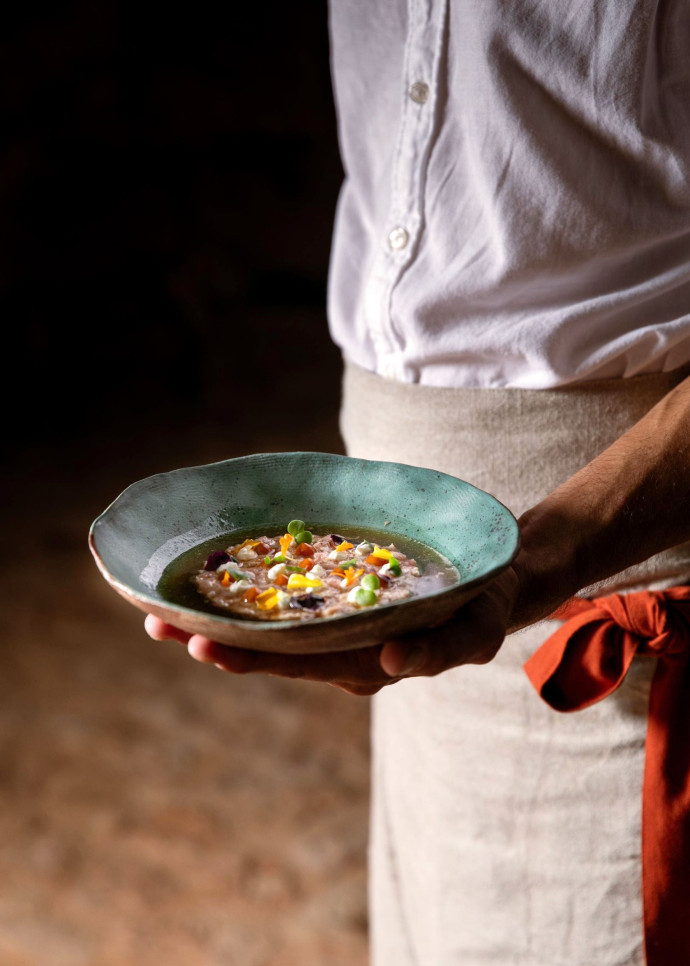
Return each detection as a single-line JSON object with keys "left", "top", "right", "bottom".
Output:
{"left": 295, "top": 542, "right": 315, "bottom": 558}
{"left": 366, "top": 554, "right": 386, "bottom": 566}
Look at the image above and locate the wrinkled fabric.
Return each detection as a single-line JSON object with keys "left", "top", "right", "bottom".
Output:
{"left": 341, "top": 359, "right": 690, "bottom": 965}
{"left": 525, "top": 589, "right": 690, "bottom": 966}
{"left": 327, "top": 0, "right": 690, "bottom": 388}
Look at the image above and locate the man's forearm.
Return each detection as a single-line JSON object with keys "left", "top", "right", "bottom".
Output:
{"left": 510, "top": 373, "right": 690, "bottom": 631}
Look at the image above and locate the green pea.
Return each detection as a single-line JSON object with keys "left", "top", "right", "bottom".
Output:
{"left": 352, "top": 588, "right": 377, "bottom": 607}
{"left": 360, "top": 573, "right": 380, "bottom": 590}
{"left": 264, "top": 555, "right": 272, "bottom": 565}
{"left": 287, "top": 520, "right": 305, "bottom": 536}
{"left": 294, "top": 530, "right": 313, "bottom": 545}
{"left": 273, "top": 553, "right": 286, "bottom": 563}
{"left": 389, "top": 560, "right": 402, "bottom": 577}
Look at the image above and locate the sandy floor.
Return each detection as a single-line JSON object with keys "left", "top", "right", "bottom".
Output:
{"left": 1, "top": 397, "right": 371, "bottom": 965}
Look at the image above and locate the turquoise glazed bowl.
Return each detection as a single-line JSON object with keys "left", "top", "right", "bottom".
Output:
{"left": 88, "top": 452, "right": 519, "bottom": 654}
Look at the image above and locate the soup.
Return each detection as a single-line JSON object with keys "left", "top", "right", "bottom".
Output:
{"left": 158, "top": 520, "right": 459, "bottom": 622}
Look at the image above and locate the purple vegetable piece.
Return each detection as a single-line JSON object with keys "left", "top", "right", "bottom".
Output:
{"left": 290, "top": 595, "right": 325, "bottom": 610}
{"left": 329, "top": 534, "right": 345, "bottom": 544}
{"left": 204, "top": 549, "right": 231, "bottom": 571}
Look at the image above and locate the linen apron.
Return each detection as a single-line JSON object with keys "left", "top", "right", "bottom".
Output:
{"left": 340, "top": 360, "right": 690, "bottom": 966}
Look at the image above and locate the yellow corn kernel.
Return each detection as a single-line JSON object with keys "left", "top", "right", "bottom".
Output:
{"left": 256, "top": 588, "right": 280, "bottom": 610}
{"left": 287, "top": 573, "right": 323, "bottom": 591}
{"left": 372, "top": 546, "right": 393, "bottom": 561}
{"left": 335, "top": 541, "right": 354, "bottom": 552}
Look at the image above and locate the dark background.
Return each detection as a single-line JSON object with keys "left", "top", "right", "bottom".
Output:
{"left": 2, "top": 0, "right": 345, "bottom": 454}
{"left": 1, "top": 6, "right": 372, "bottom": 965}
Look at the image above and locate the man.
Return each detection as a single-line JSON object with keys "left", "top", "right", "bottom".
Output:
{"left": 147, "top": 2, "right": 690, "bottom": 961}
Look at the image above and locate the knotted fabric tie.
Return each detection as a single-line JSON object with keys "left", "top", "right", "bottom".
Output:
{"left": 524, "top": 586, "right": 690, "bottom": 966}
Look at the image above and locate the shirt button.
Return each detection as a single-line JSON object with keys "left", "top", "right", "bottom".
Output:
{"left": 388, "top": 226, "right": 409, "bottom": 250}
{"left": 409, "top": 81, "right": 429, "bottom": 104}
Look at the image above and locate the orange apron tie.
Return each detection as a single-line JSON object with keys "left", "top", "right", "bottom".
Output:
{"left": 524, "top": 587, "right": 690, "bottom": 966}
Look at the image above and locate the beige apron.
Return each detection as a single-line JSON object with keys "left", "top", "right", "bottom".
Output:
{"left": 340, "top": 361, "right": 690, "bottom": 966}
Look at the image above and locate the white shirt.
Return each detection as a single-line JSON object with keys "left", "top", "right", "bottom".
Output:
{"left": 326, "top": 0, "right": 690, "bottom": 388}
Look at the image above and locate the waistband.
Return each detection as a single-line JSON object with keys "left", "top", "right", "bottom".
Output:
{"left": 340, "top": 359, "right": 690, "bottom": 593}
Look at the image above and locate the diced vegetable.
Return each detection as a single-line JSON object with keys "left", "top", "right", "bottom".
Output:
{"left": 347, "top": 587, "right": 377, "bottom": 607}
{"left": 233, "top": 539, "right": 260, "bottom": 554}
{"left": 379, "top": 560, "right": 402, "bottom": 578}
{"left": 294, "top": 542, "right": 315, "bottom": 557}
{"left": 371, "top": 546, "right": 393, "bottom": 561}
{"left": 194, "top": 523, "right": 428, "bottom": 621}
{"left": 204, "top": 550, "right": 231, "bottom": 571}
{"left": 256, "top": 588, "right": 281, "bottom": 610}
{"left": 218, "top": 565, "right": 249, "bottom": 581}
{"left": 287, "top": 573, "right": 324, "bottom": 590}
{"left": 290, "top": 595, "right": 325, "bottom": 610}
{"left": 236, "top": 546, "right": 258, "bottom": 561}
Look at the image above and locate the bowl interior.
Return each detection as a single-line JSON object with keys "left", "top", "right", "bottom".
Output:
{"left": 89, "top": 451, "right": 519, "bottom": 648}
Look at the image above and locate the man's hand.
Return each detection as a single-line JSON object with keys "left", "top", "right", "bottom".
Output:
{"left": 145, "top": 566, "right": 520, "bottom": 696}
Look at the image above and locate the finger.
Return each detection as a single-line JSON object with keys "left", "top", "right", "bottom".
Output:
{"left": 187, "top": 635, "right": 260, "bottom": 672}
{"left": 379, "top": 571, "right": 517, "bottom": 677}
{"left": 187, "top": 635, "right": 391, "bottom": 688}
{"left": 144, "top": 614, "right": 193, "bottom": 645}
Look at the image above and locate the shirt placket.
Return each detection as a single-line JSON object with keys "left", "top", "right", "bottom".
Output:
{"left": 363, "top": 0, "right": 448, "bottom": 382}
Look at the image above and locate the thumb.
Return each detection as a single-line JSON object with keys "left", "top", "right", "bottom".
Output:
{"left": 379, "top": 567, "right": 519, "bottom": 677}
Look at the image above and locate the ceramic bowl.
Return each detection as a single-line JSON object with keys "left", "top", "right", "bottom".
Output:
{"left": 88, "top": 451, "right": 519, "bottom": 654}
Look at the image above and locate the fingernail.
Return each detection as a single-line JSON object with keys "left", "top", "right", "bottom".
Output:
{"left": 399, "top": 648, "right": 425, "bottom": 675}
